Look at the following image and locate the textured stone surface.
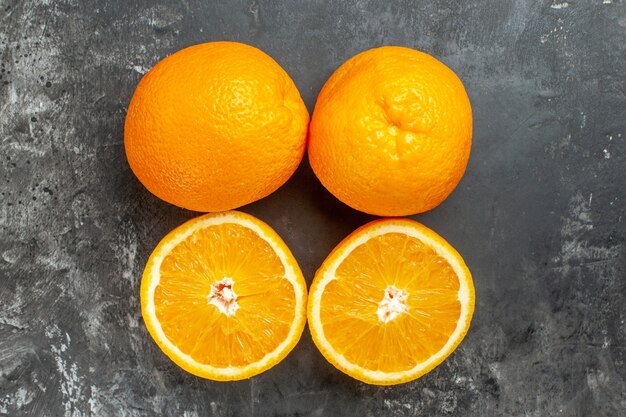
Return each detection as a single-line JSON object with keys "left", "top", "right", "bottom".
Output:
{"left": 1, "top": 0, "right": 625, "bottom": 416}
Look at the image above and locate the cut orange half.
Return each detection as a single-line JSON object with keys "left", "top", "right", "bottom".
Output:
{"left": 308, "top": 218, "right": 475, "bottom": 385}
{"left": 141, "top": 211, "right": 307, "bottom": 381}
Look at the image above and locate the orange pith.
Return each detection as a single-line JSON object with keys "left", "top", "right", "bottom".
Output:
{"left": 141, "top": 211, "right": 307, "bottom": 381}
{"left": 308, "top": 218, "right": 474, "bottom": 385}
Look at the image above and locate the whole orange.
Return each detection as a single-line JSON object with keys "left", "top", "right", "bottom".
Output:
{"left": 308, "top": 46, "right": 472, "bottom": 216}
{"left": 124, "top": 42, "right": 309, "bottom": 212}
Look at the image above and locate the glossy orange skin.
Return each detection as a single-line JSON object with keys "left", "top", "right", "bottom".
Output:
{"left": 309, "top": 46, "right": 472, "bottom": 216}
{"left": 124, "top": 42, "right": 309, "bottom": 212}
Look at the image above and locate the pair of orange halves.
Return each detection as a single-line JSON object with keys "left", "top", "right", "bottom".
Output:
{"left": 126, "top": 42, "right": 475, "bottom": 385}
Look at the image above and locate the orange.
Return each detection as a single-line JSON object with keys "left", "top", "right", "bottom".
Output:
{"left": 308, "top": 46, "right": 472, "bottom": 216}
{"left": 308, "top": 218, "right": 475, "bottom": 385}
{"left": 124, "top": 42, "right": 309, "bottom": 212}
{"left": 140, "top": 211, "right": 308, "bottom": 380}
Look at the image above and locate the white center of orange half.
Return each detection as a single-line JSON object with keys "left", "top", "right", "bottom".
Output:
{"left": 377, "top": 285, "right": 408, "bottom": 323}
{"left": 207, "top": 277, "right": 239, "bottom": 316}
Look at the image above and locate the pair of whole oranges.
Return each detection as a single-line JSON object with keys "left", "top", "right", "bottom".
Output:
{"left": 124, "top": 41, "right": 472, "bottom": 216}
{"left": 125, "top": 42, "right": 474, "bottom": 386}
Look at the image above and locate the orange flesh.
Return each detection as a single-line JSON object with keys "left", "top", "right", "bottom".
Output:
{"left": 154, "top": 223, "right": 296, "bottom": 368}
{"left": 319, "top": 233, "right": 461, "bottom": 373}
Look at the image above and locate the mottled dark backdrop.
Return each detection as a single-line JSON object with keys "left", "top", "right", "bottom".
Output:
{"left": 1, "top": 0, "right": 625, "bottom": 416}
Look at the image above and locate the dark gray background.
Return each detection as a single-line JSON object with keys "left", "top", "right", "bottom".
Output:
{"left": 1, "top": 0, "right": 625, "bottom": 416}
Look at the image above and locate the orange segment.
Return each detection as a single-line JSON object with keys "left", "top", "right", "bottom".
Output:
{"left": 141, "top": 211, "right": 307, "bottom": 381}
{"left": 308, "top": 218, "right": 474, "bottom": 385}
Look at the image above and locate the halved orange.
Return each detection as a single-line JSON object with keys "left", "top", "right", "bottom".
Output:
{"left": 308, "top": 218, "right": 475, "bottom": 385}
{"left": 141, "top": 211, "right": 307, "bottom": 381}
